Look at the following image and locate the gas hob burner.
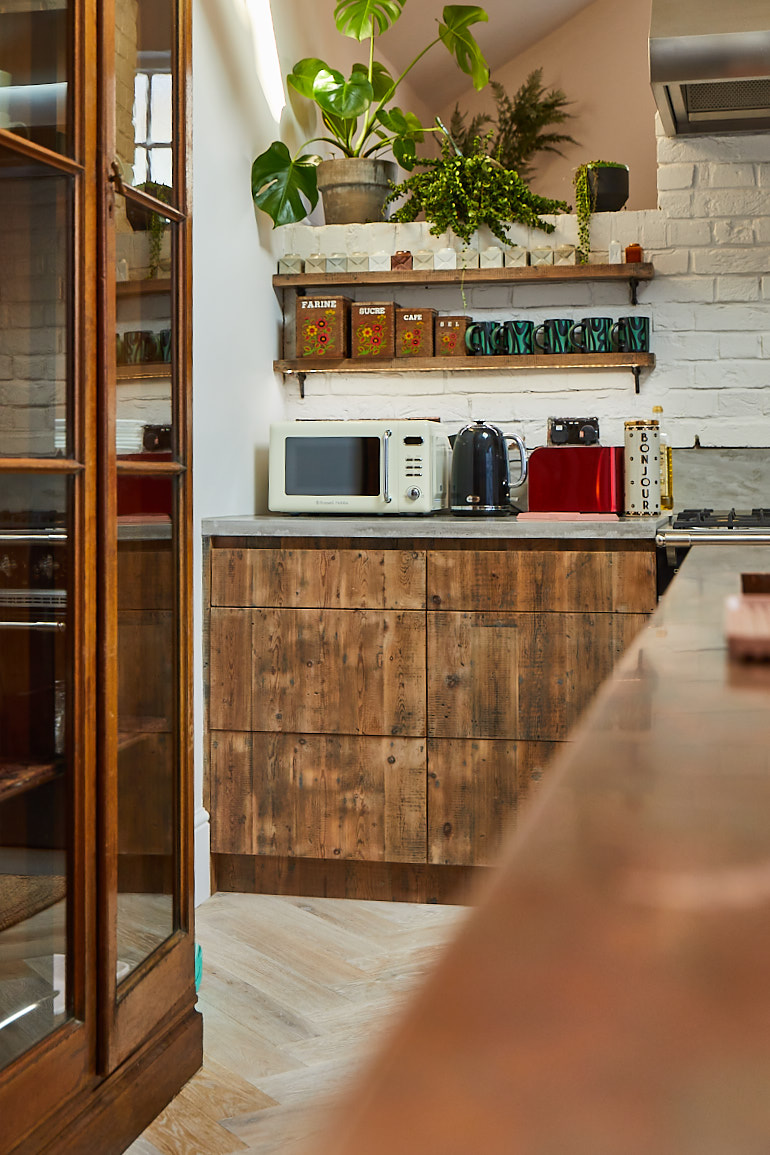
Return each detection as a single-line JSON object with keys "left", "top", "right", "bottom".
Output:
{"left": 673, "top": 508, "right": 770, "bottom": 530}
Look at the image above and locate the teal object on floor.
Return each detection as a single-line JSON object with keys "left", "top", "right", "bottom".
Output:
{"left": 194, "top": 942, "right": 202, "bottom": 992}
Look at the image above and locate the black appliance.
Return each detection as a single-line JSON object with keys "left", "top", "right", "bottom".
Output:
{"left": 450, "top": 421, "right": 527, "bottom": 516}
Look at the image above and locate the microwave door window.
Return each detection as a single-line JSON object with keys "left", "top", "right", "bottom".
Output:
{"left": 284, "top": 437, "right": 381, "bottom": 496}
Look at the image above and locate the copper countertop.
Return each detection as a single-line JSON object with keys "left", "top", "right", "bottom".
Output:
{"left": 307, "top": 545, "right": 770, "bottom": 1155}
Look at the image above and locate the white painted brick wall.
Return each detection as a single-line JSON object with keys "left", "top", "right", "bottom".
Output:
{"left": 275, "top": 115, "right": 770, "bottom": 449}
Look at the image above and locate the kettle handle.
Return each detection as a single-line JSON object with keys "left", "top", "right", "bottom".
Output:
{"left": 505, "top": 434, "right": 528, "bottom": 488}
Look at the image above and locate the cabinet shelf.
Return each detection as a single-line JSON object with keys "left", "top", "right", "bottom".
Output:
{"left": 116, "top": 278, "right": 172, "bottom": 298}
{"left": 0, "top": 759, "right": 62, "bottom": 803}
{"left": 275, "top": 352, "right": 656, "bottom": 395}
{"left": 117, "top": 362, "right": 171, "bottom": 380}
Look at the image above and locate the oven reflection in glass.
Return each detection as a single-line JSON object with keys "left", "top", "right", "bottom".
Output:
{"left": 116, "top": 475, "right": 176, "bottom": 979}
{"left": 0, "top": 482, "right": 69, "bottom": 1072}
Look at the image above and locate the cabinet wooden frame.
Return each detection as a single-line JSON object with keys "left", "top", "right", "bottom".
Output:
{"left": 0, "top": 0, "right": 200, "bottom": 1149}
{"left": 205, "top": 537, "right": 658, "bottom": 889}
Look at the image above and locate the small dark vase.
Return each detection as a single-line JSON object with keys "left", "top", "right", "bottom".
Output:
{"left": 588, "top": 165, "right": 629, "bottom": 212}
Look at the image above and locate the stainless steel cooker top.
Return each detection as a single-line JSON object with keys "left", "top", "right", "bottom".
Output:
{"left": 658, "top": 508, "right": 770, "bottom": 547}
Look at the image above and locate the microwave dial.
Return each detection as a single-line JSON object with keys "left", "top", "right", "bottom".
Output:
{"left": 406, "top": 486, "right": 422, "bottom": 501}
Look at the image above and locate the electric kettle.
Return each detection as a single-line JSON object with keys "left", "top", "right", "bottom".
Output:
{"left": 450, "top": 421, "right": 528, "bottom": 515}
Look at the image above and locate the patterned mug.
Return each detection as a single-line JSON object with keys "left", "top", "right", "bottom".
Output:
{"left": 612, "top": 315, "right": 650, "bottom": 353}
{"left": 534, "top": 317, "right": 575, "bottom": 354}
{"left": 495, "top": 319, "right": 535, "bottom": 355}
{"left": 465, "top": 321, "right": 502, "bottom": 356}
{"left": 569, "top": 317, "right": 613, "bottom": 353}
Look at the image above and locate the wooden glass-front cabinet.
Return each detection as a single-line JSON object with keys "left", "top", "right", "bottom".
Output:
{"left": 0, "top": 0, "right": 201, "bottom": 1150}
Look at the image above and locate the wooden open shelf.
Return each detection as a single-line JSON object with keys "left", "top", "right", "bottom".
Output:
{"left": 0, "top": 759, "right": 62, "bottom": 803}
{"left": 273, "top": 262, "right": 654, "bottom": 299}
{"left": 275, "top": 352, "right": 656, "bottom": 394}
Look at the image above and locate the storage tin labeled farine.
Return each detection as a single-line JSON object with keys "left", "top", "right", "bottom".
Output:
{"left": 296, "top": 295, "right": 351, "bottom": 358}
{"left": 624, "top": 420, "right": 661, "bottom": 515}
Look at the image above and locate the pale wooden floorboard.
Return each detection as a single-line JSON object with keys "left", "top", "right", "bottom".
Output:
{"left": 126, "top": 892, "right": 467, "bottom": 1155}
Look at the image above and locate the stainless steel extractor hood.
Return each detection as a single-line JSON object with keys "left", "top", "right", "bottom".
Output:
{"left": 650, "top": 0, "right": 770, "bottom": 135}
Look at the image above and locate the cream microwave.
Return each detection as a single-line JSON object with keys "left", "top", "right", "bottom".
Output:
{"left": 268, "top": 420, "right": 451, "bottom": 514}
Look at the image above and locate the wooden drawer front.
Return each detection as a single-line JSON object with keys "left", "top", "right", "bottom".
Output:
{"left": 211, "top": 547, "right": 426, "bottom": 609}
{"left": 428, "top": 612, "right": 648, "bottom": 740}
{"left": 210, "top": 607, "right": 426, "bottom": 735}
{"left": 427, "top": 739, "right": 559, "bottom": 866}
{"left": 210, "top": 731, "right": 427, "bottom": 862}
{"left": 428, "top": 549, "right": 657, "bottom": 613}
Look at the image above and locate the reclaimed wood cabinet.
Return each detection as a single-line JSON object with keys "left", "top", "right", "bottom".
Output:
{"left": 207, "top": 537, "right": 657, "bottom": 896}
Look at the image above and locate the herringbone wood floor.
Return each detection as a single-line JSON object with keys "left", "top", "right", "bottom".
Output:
{"left": 125, "top": 892, "right": 467, "bottom": 1155}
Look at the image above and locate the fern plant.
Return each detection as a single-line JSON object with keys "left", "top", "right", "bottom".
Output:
{"left": 449, "top": 69, "right": 578, "bottom": 181}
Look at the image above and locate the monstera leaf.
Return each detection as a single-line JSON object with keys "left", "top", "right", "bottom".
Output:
{"left": 334, "top": 0, "right": 405, "bottom": 40}
{"left": 352, "top": 60, "right": 395, "bottom": 102}
{"left": 251, "top": 142, "right": 320, "bottom": 228}
{"left": 438, "top": 6, "right": 489, "bottom": 91}
{"left": 377, "top": 107, "right": 424, "bottom": 168}
{"left": 287, "top": 58, "right": 328, "bottom": 99}
{"left": 312, "top": 67, "right": 373, "bottom": 120}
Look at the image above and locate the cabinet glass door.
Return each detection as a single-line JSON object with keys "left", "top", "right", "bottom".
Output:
{"left": 0, "top": 2, "right": 93, "bottom": 1127}
{"left": 103, "top": 0, "right": 193, "bottom": 1071}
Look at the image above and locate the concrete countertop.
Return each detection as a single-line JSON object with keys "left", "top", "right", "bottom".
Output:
{"left": 203, "top": 512, "right": 668, "bottom": 540}
{"left": 306, "top": 544, "right": 770, "bottom": 1154}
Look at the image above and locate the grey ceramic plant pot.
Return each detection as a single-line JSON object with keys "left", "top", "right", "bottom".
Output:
{"left": 316, "top": 158, "right": 397, "bottom": 225}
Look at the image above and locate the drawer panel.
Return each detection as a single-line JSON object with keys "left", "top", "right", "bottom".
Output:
{"left": 427, "top": 738, "right": 560, "bottom": 866}
{"left": 428, "top": 549, "right": 657, "bottom": 613}
{"left": 212, "top": 547, "right": 426, "bottom": 609}
{"left": 428, "top": 611, "right": 649, "bottom": 740}
{"left": 210, "top": 607, "right": 426, "bottom": 736}
{"left": 210, "top": 731, "right": 427, "bottom": 863}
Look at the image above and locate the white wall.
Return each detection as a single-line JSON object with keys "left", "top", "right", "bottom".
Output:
{"left": 191, "top": 0, "right": 432, "bottom": 900}
{"left": 439, "top": 0, "right": 659, "bottom": 211}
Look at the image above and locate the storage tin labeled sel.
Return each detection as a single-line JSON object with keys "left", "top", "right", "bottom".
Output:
{"left": 296, "top": 295, "right": 351, "bottom": 358}
{"left": 434, "top": 315, "right": 469, "bottom": 358}
{"left": 395, "top": 308, "right": 436, "bottom": 357}
{"left": 624, "top": 420, "right": 661, "bottom": 515}
{"left": 351, "top": 302, "right": 395, "bottom": 358}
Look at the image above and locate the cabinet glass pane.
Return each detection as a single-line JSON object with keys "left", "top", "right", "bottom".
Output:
{"left": 116, "top": 478, "right": 176, "bottom": 977}
{"left": 115, "top": 0, "right": 174, "bottom": 196}
{"left": 115, "top": 212, "right": 174, "bottom": 458}
{"left": 0, "top": 147, "right": 71, "bottom": 459}
{"left": 0, "top": 4, "right": 70, "bottom": 156}
{"left": 0, "top": 474, "right": 70, "bottom": 1071}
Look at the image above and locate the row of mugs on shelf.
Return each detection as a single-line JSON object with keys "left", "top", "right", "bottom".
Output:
{"left": 466, "top": 315, "right": 651, "bottom": 356}
{"left": 280, "top": 242, "right": 644, "bottom": 276}
{"left": 295, "top": 297, "right": 650, "bottom": 359}
{"left": 116, "top": 328, "right": 172, "bottom": 365}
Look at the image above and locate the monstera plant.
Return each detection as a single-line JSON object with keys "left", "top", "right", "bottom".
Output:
{"left": 252, "top": 0, "right": 490, "bottom": 227}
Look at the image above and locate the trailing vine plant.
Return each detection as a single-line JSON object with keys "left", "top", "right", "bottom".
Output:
{"left": 385, "top": 135, "right": 568, "bottom": 245}
{"left": 572, "top": 160, "right": 626, "bottom": 264}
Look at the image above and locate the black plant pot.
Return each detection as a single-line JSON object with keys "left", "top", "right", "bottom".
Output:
{"left": 588, "top": 165, "right": 629, "bottom": 212}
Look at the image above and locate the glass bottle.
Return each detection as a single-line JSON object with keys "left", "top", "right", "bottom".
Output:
{"left": 652, "top": 405, "right": 673, "bottom": 510}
